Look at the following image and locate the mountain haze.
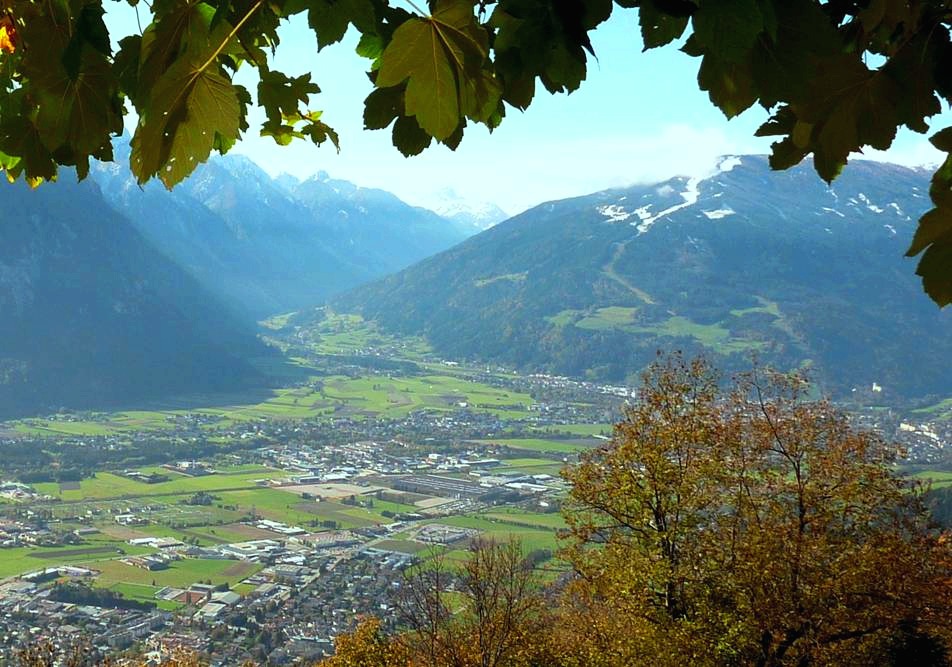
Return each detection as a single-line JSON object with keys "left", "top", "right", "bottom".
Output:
{"left": 92, "top": 145, "right": 469, "bottom": 319}
{"left": 337, "top": 156, "right": 951, "bottom": 401}
{"left": 0, "top": 175, "right": 264, "bottom": 419}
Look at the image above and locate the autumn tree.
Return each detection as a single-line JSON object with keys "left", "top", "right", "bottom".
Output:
{"left": 560, "top": 354, "right": 952, "bottom": 666}
{"left": 1, "top": 0, "right": 952, "bottom": 301}
{"left": 319, "top": 617, "right": 412, "bottom": 667}
{"left": 392, "top": 538, "right": 554, "bottom": 667}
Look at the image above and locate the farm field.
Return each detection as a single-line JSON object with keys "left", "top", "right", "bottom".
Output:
{"left": 908, "top": 469, "right": 952, "bottom": 488}
{"left": 34, "top": 468, "right": 290, "bottom": 502}
{"left": 0, "top": 538, "right": 155, "bottom": 578}
{"left": 533, "top": 423, "right": 614, "bottom": 437}
{"left": 10, "top": 367, "right": 538, "bottom": 434}
{"left": 90, "top": 558, "right": 261, "bottom": 590}
{"left": 473, "top": 437, "right": 592, "bottom": 454}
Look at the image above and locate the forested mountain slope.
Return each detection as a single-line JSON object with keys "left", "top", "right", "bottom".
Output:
{"left": 0, "top": 176, "right": 264, "bottom": 418}
{"left": 338, "top": 156, "right": 951, "bottom": 400}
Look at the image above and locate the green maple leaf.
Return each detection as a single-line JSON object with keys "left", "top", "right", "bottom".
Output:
{"left": 692, "top": 0, "right": 763, "bottom": 64}
{"left": 305, "top": 0, "right": 376, "bottom": 50}
{"left": 638, "top": 0, "right": 690, "bottom": 49}
{"left": 908, "top": 146, "right": 952, "bottom": 306}
{"left": 375, "top": 0, "right": 497, "bottom": 140}
{"left": 32, "top": 51, "right": 121, "bottom": 157}
{"left": 130, "top": 55, "right": 240, "bottom": 188}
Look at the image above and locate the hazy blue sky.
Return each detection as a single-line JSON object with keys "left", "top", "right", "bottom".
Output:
{"left": 106, "top": 5, "right": 947, "bottom": 213}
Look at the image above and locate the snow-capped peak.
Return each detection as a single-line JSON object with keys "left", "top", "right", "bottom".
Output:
{"left": 424, "top": 188, "right": 509, "bottom": 233}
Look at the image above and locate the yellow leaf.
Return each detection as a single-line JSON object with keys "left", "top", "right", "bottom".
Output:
{"left": 0, "top": 16, "right": 17, "bottom": 54}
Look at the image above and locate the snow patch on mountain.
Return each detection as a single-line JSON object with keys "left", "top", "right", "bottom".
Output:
{"left": 608, "top": 156, "right": 747, "bottom": 234}
{"left": 703, "top": 208, "right": 735, "bottom": 220}
{"left": 718, "top": 156, "right": 743, "bottom": 173}
{"left": 858, "top": 193, "right": 884, "bottom": 213}
{"left": 597, "top": 204, "right": 632, "bottom": 222}
{"left": 634, "top": 174, "right": 704, "bottom": 234}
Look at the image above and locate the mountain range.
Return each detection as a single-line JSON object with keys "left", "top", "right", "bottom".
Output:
{"left": 91, "top": 142, "right": 471, "bottom": 320}
{"left": 0, "top": 147, "right": 479, "bottom": 417}
{"left": 0, "top": 174, "right": 264, "bottom": 419}
{"left": 336, "top": 156, "right": 952, "bottom": 401}
{"left": 5, "top": 150, "right": 951, "bottom": 418}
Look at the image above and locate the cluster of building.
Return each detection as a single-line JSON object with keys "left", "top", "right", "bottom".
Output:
{"left": 0, "top": 578, "right": 172, "bottom": 656}
{"left": 0, "top": 481, "right": 49, "bottom": 502}
{"left": 0, "top": 517, "right": 83, "bottom": 549}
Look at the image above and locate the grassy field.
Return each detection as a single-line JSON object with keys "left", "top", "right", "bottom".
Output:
{"left": 908, "top": 469, "right": 952, "bottom": 488}
{"left": 305, "top": 312, "right": 433, "bottom": 359}
{"left": 474, "top": 273, "right": 528, "bottom": 288}
{"left": 913, "top": 398, "right": 952, "bottom": 421}
{"left": 545, "top": 308, "right": 766, "bottom": 355}
{"left": 533, "top": 423, "right": 614, "bottom": 437}
{"left": 11, "top": 367, "right": 538, "bottom": 434}
{"left": 91, "top": 558, "right": 261, "bottom": 589}
{"left": 319, "top": 374, "right": 535, "bottom": 420}
{"left": 34, "top": 468, "right": 289, "bottom": 502}
{"left": 374, "top": 539, "right": 438, "bottom": 555}
{"left": 106, "top": 582, "right": 183, "bottom": 611}
{"left": 0, "top": 537, "right": 155, "bottom": 578}
{"left": 547, "top": 307, "right": 640, "bottom": 329}
{"left": 730, "top": 297, "right": 781, "bottom": 318}
{"left": 495, "top": 458, "right": 567, "bottom": 476}
{"left": 436, "top": 515, "right": 562, "bottom": 553}
{"left": 482, "top": 508, "right": 568, "bottom": 530}
{"left": 575, "top": 307, "right": 640, "bottom": 330}
{"left": 627, "top": 316, "right": 766, "bottom": 354}
{"left": 475, "top": 438, "right": 591, "bottom": 454}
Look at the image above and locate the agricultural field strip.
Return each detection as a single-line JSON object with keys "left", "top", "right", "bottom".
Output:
{"left": 32, "top": 470, "right": 292, "bottom": 504}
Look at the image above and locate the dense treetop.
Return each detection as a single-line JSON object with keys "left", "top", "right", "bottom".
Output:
{"left": 1, "top": 0, "right": 952, "bottom": 302}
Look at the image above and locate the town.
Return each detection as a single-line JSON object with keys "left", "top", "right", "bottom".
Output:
{"left": 0, "top": 317, "right": 948, "bottom": 663}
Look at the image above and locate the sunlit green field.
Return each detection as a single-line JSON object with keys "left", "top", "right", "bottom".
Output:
{"left": 908, "top": 469, "right": 952, "bottom": 488}
{"left": 11, "top": 369, "right": 536, "bottom": 435}
{"left": 912, "top": 398, "right": 952, "bottom": 421}
{"left": 436, "top": 515, "right": 563, "bottom": 554}
{"left": 105, "top": 582, "right": 183, "bottom": 610}
{"left": 303, "top": 312, "right": 433, "bottom": 357}
{"left": 533, "top": 423, "right": 614, "bottom": 437}
{"left": 0, "top": 538, "right": 155, "bottom": 578}
{"left": 34, "top": 468, "right": 291, "bottom": 502}
{"left": 474, "top": 437, "right": 593, "bottom": 454}
{"left": 91, "top": 557, "right": 261, "bottom": 590}
{"left": 482, "top": 508, "right": 568, "bottom": 530}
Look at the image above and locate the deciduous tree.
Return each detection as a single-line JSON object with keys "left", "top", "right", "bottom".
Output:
{"left": 561, "top": 354, "right": 952, "bottom": 666}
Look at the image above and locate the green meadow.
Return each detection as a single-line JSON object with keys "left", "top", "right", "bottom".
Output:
{"left": 11, "top": 369, "right": 537, "bottom": 435}
{"left": 474, "top": 437, "right": 592, "bottom": 454}
{"left": 34, "top": 468, "right": 289, "bottom": 502}
{"left": 91, "top": 558, "right": 261, "bottom": 590}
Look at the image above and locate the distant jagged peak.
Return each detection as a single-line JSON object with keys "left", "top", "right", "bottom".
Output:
{"left": 273, "top": 173, "right": 301, "bottom": 194}
{"left": 417, "top": 187, "right": 509, "bottom": 233}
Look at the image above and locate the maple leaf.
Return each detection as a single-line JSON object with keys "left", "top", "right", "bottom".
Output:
{"left": 375, "top": 0, "right": 498, "bottom": 140}
{"left": 0, "top": 15, "right": 17, "bottom": 54}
